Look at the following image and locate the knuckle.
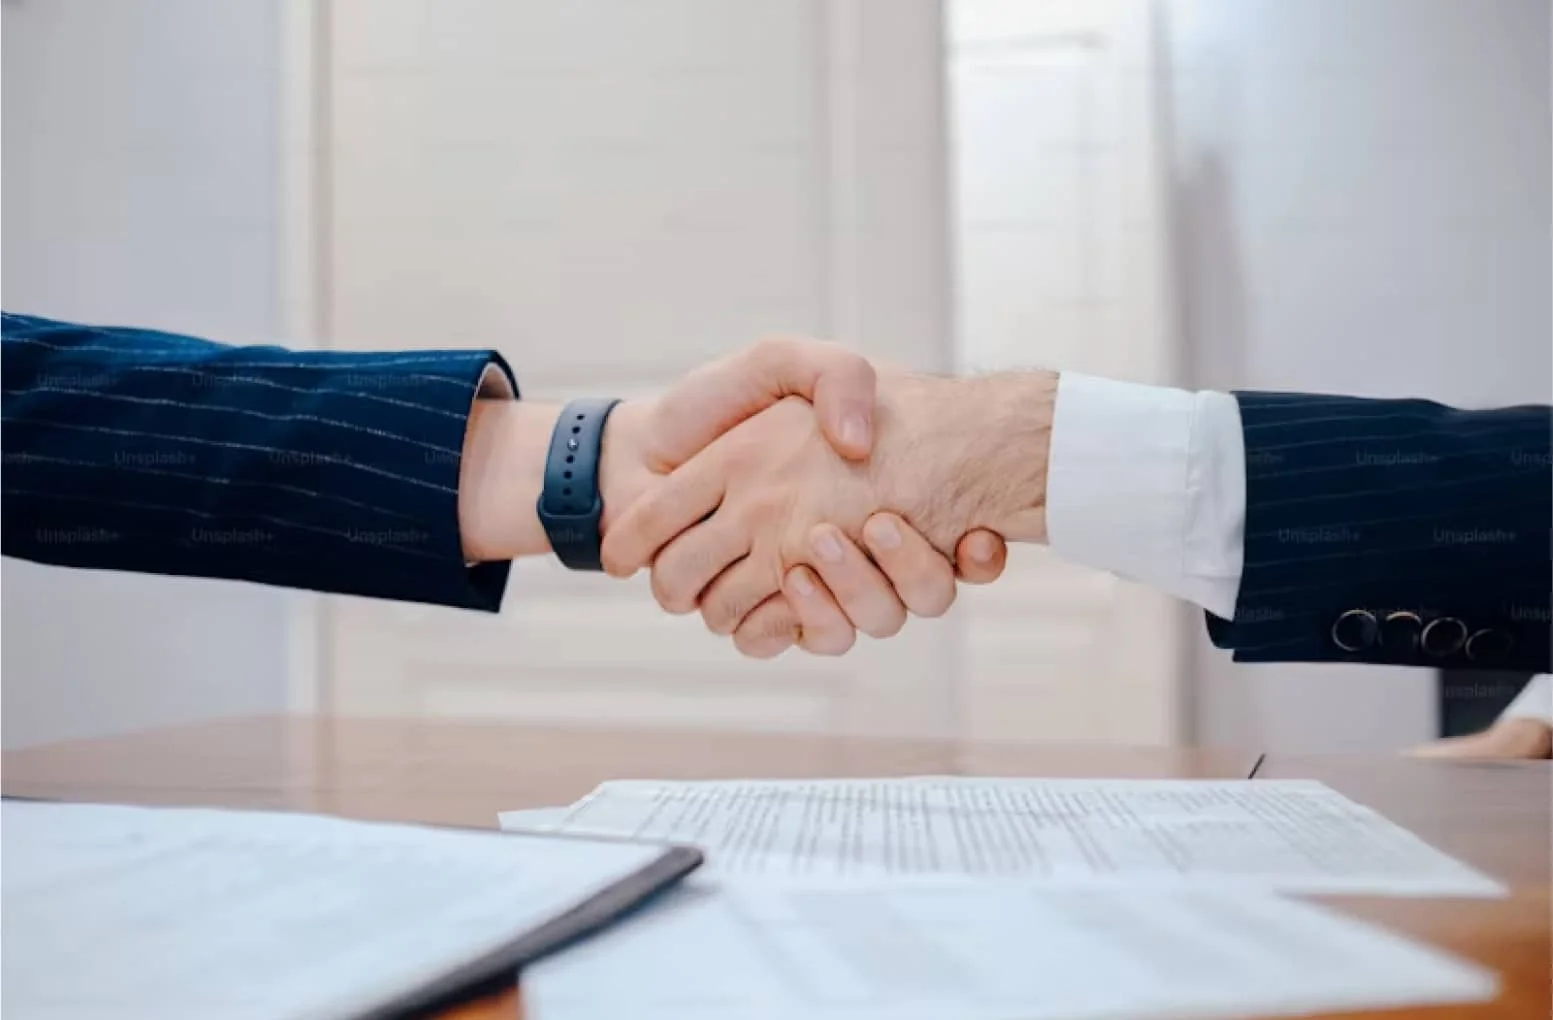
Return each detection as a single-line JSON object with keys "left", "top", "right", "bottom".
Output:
{"left": 910, "top": 583, "right": 956, "bottom": 619}
{"left": 598, "top": 537, "right": 630, "bottom": 578}
{"left": 650, "top": 569, "right": 694, "bottom": 615}
{"left": 751, "top": 335, "right": 797, "bottom": 368}
{"left": 802, "top": 628, "right": 856, "bottom": 657}
{"left": 599, "top": 518, "right": 644, "bottom": 574}
{"left": 734, "top": 606, "right": 797, "bottom": 658}
{"left": 754, "top": 607, "right": 798, "bottom": 643}
{"left": 735, "top": 631, "right": 790, "bottom": 660}
{"left": 619, "top": 504, "right": 664, "bottom": 559}
{"left": 704, "top": 589, "right": 759, "bottom": 635}
{"left": 862, "top": 606, "right": 907, "bottom": 639}
{"left": 700, "top": 601, "right": 731, "bottom": 634}
{"left": 649, "top": 554, "right": 701, "bottom": 615}
{"left": 842, "top": 346, "right": 876, "bottom": 383}
{"left": 685, "top": 542, "right": 725, "bottom": 581}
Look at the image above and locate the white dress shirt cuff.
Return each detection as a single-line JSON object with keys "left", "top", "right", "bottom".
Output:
{"left": 1045, "top": 373, "right": 1245, "bottom": 621}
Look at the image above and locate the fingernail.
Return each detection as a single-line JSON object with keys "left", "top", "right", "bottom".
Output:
{"left": 790, "top": 568, "right": 816, "bottom": 596}
{"left": 813, "top": 531, "right": 844, "bottom": 563}
{"left": 866, "top": 516, "right": 901, "bottom": 550}
{"left": 840, "top": 412, "right": 871, "bottom": 451}
{"left": 969, "top": 533, "right": 997, "bottom": 562}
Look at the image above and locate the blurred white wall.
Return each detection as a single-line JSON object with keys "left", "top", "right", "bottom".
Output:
{"left": 5, "top": 0, "right": 1543, "bottom": 753}
{"left": 2, "top": 0, "right": 293, "bottom": 747}
{"left": 1165, "top": 0, "right": 1552, "bottom": 750}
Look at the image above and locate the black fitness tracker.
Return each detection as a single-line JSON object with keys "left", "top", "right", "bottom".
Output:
{"left": 537, "top": 397, "right": 621, "bottom": 570}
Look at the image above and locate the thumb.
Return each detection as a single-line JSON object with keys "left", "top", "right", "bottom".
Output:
{"left": 954, "top": 529, "right": 1008, "bottom": 584}
{"left": 808, "top": 345, "right": 877, "bottom": 461}
{"left": 648, "top": 336, "right": 878, "bottom": 470}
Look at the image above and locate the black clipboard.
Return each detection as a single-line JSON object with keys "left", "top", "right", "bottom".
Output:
{"left": 1, "top": 796, "right": 703, "bottom": 1020}
{"left": 381, "top": 833, "right": 703, "bottom": 1018}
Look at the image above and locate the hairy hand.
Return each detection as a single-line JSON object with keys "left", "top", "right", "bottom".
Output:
{"left": 1408, "top": 718, "right": 1552, "bottom": 760}
{"left": 866, "top": 371, "right": 1056, "bottom": 548}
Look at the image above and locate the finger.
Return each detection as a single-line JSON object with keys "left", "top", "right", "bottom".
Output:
{"left": 699, "top": 556, "right": 782, "bottom": 636}
{"left": 599, "top": 462, "right": 726, "bottom": 578}
{"left": 732, "top": 595, "right": 800, "bottom": 659}
{"left": 858, "top": 513, "right": 957, "bottom": 619}
{"left": 646, "top": 336, "right": 877, "bottom": 470}
{"left": 1408, "top": 720, "right": 1552, "bottom": 760}
{"left": 806, "top": 523, "right": 908, "bottom": 637}
{"left": 650, "top": 519, "right": 752, "bottom": 615}
{"left": 800, "top": 345, "right": 877, "bottom": 461}
{"left": 783, "top": 566, "right": 857, "bottom": 656}
{"left": 1407, "top": 736, "right": 1482, "bottom": 759}
{"left": 954, "top": 529, "right": 1008, "bottom": 585}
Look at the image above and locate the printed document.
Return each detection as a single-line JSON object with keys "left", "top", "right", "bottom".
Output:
{"left": 499, "top": 777, "right": 1503, "bottom": 896}
{"left": 3, "top": 799, "right": 669, "bottom": 1020}
{"left": 524, "top": 879, "right": 1496, "bottom": 1020}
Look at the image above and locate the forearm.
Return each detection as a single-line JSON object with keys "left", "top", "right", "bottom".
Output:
{"left": 2, "top": 312, "right": 516, "bottom": 609}
{"left": 458, "top": 399, "right": 559, "bottom": 561}
{"left": 871, "top": 371, "right": 1059, "bottom": 550}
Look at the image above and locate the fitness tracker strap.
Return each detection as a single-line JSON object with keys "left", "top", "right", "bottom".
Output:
{"left": 537, "top": 398, "right": 621, "bottom": 570}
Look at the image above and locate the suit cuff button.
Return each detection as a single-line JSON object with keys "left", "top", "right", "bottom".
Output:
{"left": 1380, "top": 611, "right": 1422, "bottom": 653}
{"left": 1421, "top": 617, "right": 1468, "bottom": 657}
{"left": 1465, "top": 627, "right": 1513, "bottom": 664}
{"left": 1331, "top": 609, "right": 1379, "bottom": 652}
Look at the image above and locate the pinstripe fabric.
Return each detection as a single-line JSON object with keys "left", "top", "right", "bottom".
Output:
{"left": 2, "top": 312, "right": 516, "bottom": 611}
{"left": 1206, "top": 391, "right": 1552, "bottom": 674}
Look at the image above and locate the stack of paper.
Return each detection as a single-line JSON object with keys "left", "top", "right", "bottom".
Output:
{"left": 500, "top": 777, "right": 1505, "bottom": 895}
{"left": 501, "top": 776, "right": 1505, "bottom": 1020}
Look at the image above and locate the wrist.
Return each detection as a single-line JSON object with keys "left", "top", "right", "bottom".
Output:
{"left": 458, "top": 398, "right": 561, "bottom": 561}
{"left": 871, "top": 371, "right": 1057, "bottom": 548}
{"left": 456, "top": 396, "right": 656, "bottom": 563}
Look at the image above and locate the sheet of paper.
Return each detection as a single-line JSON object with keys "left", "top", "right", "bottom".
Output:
{"left": 499, "top": 777, "right": 1504, "bottom": 896}
{"left": 2, "top": 799, "right": 666, "bottom": 1020}
{"left": 495, "top": 805, "right": 572, "bottom": 830}
{"left": 524, "top": 879, "right": 1496, "bottom": 1020}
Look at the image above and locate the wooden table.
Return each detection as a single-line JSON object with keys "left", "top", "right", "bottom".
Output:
{"left": 1252, "top": 754, "right": 1551, "bottom": 1020}
{"left": 0, "top": 714, "right": 1262, "bottom": 828}
{"left": 4, "top": 716, "right": 1548, "bottom": 1019}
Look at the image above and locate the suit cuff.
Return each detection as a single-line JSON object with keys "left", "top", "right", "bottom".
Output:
{"left": 477, "top": 362, "right": 517, "bottom": 399}
{"left": 1045, "top": 373, "right": 1244, "bottom": 619}
{"left": 298, "top": 348, "right": 517, "bottom": 613}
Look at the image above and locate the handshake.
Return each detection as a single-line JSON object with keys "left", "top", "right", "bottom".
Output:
{"left": 463, "top": 338, "right": 1060, "bottom": 659}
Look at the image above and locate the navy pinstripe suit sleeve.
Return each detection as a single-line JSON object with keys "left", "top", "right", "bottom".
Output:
{"left": 1206, "top": 391, "right": 1552, "bottom": 674}
{"left": 2, "top": 311, "right": 516, "bottom": 611}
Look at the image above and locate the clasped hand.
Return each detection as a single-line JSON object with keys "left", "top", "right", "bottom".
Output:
{"left": 595, "top": 339, "right": 1011, "bottom": 659}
